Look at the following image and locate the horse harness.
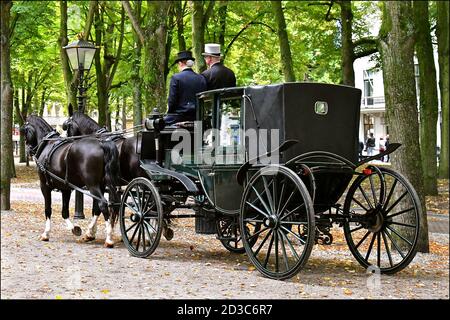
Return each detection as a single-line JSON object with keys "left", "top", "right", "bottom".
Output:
{"left": 31, "top": 131, "right": 105, "bottom": 202}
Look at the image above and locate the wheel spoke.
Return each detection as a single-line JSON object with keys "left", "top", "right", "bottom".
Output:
{"left": 384, "top": 191, "right": 408, "bottom": 215}
{"left": 125, "top": 202, "right": 139, "bottom": 215}
{"left": 277, "top": 230, "right": 290, "bottom": 271}
{"left": 254, "top": 229, "right": 273, "bottom": 257}
{"left": 280, "top": 203, "right": 305, "bottom": 221}
{"left": 135, "top": 185, "right": 142, "bottom": 212}
{"left": 385, "top": 225, "right": 413, "bottom": 247}
{"left": 263, "top": 233, "right": 275, "bottom": 268}
{"left": 369, "top": 174, "right": 378, "bottom": 205}
{"left": 247, "top": 186, "right": 270, "bottom": 217}
{"left": 355, "top": 230, "right": 371, "bottom": 249}
{"left": 243, "top": 218, "right": 265, "bottom": 223}
{"left": 279, "top": 229, "right": 300, "bottom": 261}
{"left": 381, "top": 231, "right": 394, "bottom": 267}
{"left": 129, "top": 220, "right": 140, "bottom": 244}
{"left": 247, "top": 226, "right": 270, "bottom": 241}
{"left": 276, "top": 180, "right": 286, "bottom": 215}
{"left": 246, "top": 201, "right": 270, "bottom": 218}
{"left": 386, "top": 207, "right": 415, "bottom": 220}
{"left": 143, "top": 222, "right": 154, "bottom": 244}
{"left": 129, "top": 189, "right": 140, "bottom": 214}
{"left": 141, "top": 224, "right": 147, "bottom": 252}
{"left": 274, "top": 231, "right": 279, "bottom": 272}
{"left": 383, "top": 179, "right": 398, "bottom": 211}
{"left": 387, "top": 221, "right": 416, "bottom": 229}
{"left": 144, "top": 220, "right": 158, "bottom": 234}
{"left": 280, "top": 220, "right": 308, "bottom": 226}
{"left": 135, "top": 225, "right": 142, "bottom": 251}
{"left": 364, "top": 233, "right": 376, "bottom": 261}
{"left": 351, "top": 197, "right": 370, "bottom": 212}
{"left": 262, "top": 176, "right": 275, "bottom": 214}
{"left": 383, "top": 229, "right": 405, "bottom": 259}
{"left": 125, "top": 222, "right": 138, "bottom": 233}
{"left": 280, "top": 225, "right": 306, "bottom": 245}
{"left": 278, "top": 189, "right": 297, "bottom": 217}
{"left": 358, "top": 185, "right": 374, "bottom": 209}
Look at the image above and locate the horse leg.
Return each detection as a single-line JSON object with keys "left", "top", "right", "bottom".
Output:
{"left": 40, "top": 185, "right": 52, "bottom": 241}
{"left": 61, "top": 190, "right": 81, "bottom": 236}
{"left": 89, "top": 187, "right": 114, "bottom": 248}
{"left": 82, "top": 199, "right": 101, "bottom": 242}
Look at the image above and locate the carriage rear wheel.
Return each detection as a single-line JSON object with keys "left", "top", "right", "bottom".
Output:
{"left": 343, "top": 167, "right": 420, "bottom": 274}
{"left": 240, "top": 165, "right": 315, "bottom": 280}
{"left": 119, "top": 178, "right": 163, "bottom": 258}
{"left": 216, "top": 215, "right": 260, "bottom": 254}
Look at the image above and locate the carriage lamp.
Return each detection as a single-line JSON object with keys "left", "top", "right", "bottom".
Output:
{"left": 145, "top": 108, "right": 165, "bottom": 131}
{"left": 63, "top": 38, "right": 98, "bottom": 219}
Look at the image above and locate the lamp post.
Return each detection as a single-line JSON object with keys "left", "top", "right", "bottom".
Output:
{"left": 63, "top": 38, "right": 98, "bottom": 219}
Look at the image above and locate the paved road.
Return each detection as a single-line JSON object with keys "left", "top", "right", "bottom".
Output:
{"left": 11, "top": 186, "right": 449, "bottom": 234}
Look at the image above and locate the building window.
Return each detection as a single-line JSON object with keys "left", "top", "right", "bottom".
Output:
{"left": 363, "top": 69, "right": 374, "bottom": 105}
{"left": 363, "top": 114, "right": 375, "bottom": 137}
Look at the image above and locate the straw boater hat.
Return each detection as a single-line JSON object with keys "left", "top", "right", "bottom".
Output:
{"left": 202, "top": 43, "right": 222, "bottom": 57}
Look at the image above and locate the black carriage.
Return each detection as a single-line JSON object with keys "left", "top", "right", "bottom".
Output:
{"left": 119, "top": 82, "right": 421, "bottom": 280}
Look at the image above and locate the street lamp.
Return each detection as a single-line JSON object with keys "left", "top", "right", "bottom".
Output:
{"left": 63, "top": 38, "right": 98, "bottom": 219}
{"left": 63, "top": 39, "right": 97, "bottom": 112}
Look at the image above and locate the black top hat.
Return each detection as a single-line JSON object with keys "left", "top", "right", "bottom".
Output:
{"left": 174, "top": 50, "right": 195, "bottom": 64}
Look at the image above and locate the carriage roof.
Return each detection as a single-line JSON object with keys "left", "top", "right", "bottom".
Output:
{"left": 197, "top": 82, "right": 362, "bottom": 164}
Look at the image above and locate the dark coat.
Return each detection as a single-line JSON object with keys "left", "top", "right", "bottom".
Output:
{"left": 201, "top": 62, "right": 236, "bottom": 90}
{"left": 166, "top": 68, "right": 207, "bottom": 124}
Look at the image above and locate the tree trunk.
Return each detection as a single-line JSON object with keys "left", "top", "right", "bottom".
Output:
{"left": 18, "top": 86, "right": 28, "bottom": 163}
{"left": 122, "top": 96, "right": 127, "bottom": 130}
{"left": 175, "top": 0, "right": 186, "bottom": 51}
{"left": 191, "top": 1, "right": 207, "bottom": 73}
{"left": 143, "top": 1, "right": 170, "bottom": 113}
{"left": 58, "top": 1, "right": 77, "bottom": 108}
{"left": 271, "top": 1, "right": 296, "bottom": 82}
{"left": 218, "top": 1, "right": 228, "bottom": 49}
{"left": 129, "top": 1, "right": 143, "bottom": 130}
{"left": 378, "top": 1, "right": 429, "bottom": 253}
{"left": 1, "top": 0, "right": 14, "bottom": 210}
{"left": 413, "top": 1, "right": 439, "bottom": 195}
{"left": 339, "top": 0, "right": 355, "bottom": 86}
{"left": 436, "top": 1, "right": 449, "bottom": 179}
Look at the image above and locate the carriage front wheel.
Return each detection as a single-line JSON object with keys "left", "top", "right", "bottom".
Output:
{"left": 119, "top": 177, "right": 163, "bottom": 258}
{"left": 240, "top": 165, "right": 315, "bottom": 280}
{"left": 343, "top": 167, "right": 421, "bottom": 274}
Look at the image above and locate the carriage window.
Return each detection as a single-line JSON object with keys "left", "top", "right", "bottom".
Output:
{"left": 315, "top": 101, "right": 328, "bottom": 115}
{"left": 218, "top": 97, "right": 242, "bottom": 147}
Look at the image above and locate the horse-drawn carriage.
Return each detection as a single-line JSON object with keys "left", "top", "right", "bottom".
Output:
{"left": 118, "top": 82, "right": 421, "bottom": 280}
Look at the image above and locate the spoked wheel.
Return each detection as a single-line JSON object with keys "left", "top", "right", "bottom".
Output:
{"left": 343, "top": 167, "right": 421, "bottom": 274}
{"left": 216, "top": 215, "right": 260, "bottom": 254}
{"left": 119, "top": 178, "right": 163, "bottom": 258}
{"left": 240, "top": 165, "right": 315, "bottom": 280}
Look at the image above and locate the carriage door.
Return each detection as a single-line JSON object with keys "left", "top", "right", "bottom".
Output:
{"left": 212, "top": 95, "right": 245, "bottom": 214}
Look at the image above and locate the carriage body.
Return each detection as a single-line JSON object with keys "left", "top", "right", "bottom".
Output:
{"left": 120, "top": 82, "right": 421, "bottom": 280}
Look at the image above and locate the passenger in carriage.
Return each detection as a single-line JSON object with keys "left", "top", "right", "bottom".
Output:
{"left": 164, "top": 50, "right": 207, "bottom": 126}
{"left": 201, "top": 43, "right": 236, "bottom": 90}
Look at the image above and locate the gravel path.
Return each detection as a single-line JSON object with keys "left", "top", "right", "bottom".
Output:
{"left": 1, "top": 203, "right": 448, "bottom": 300}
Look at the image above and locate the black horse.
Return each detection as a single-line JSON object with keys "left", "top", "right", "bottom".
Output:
{"left": 62, "top": 105, "right": 145, "bottom": 183}
{"left": 21, "top": 115, "right": 120, "bottom": 247}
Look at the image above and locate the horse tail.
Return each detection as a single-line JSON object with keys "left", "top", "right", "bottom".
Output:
{"left": 100, "top": 139, "right": 120, "bottom": 228}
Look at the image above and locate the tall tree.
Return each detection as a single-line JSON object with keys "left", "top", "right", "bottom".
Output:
{"left": 271, "top": 1, "right": 295, "bottom": 82}
{"left": 94, "top": 2, "right": 125, "bottom": 128}
{"left": 122, "top": 0, "right": 171, "bottom": 113}
{"left": 378, "top": 1, "right": 429, "bottom": 253}
{"left": 58, "top": 1, "right": 77, "bottom": 108}
{"left": 312, "top": 1, "right": 378, "bottom": 86}
{"left": 436, "top": 1, "right": 449, "bottom": 179}
{"left": 413, "top": 1, "right": 439, "bottom": 195}
{"left": 1, "top": 0, "right": 14, "bottom": 210}
{"left": 191, "top": 1, "right": 215, "bottom": 73}
{"left": 130, "top": 0, "right": 143, "bottom": 129}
